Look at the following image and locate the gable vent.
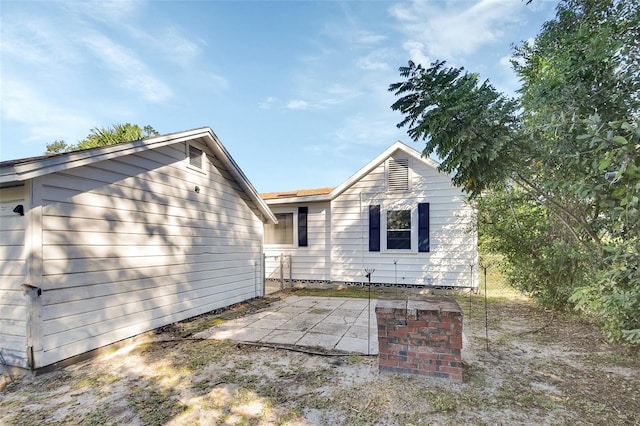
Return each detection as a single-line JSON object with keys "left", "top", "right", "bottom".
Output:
{"left": 189, "top": 145, "right": 203, "bottom": 169}
{"left": 388, "top": 157, "right": 409, "bottom": 191}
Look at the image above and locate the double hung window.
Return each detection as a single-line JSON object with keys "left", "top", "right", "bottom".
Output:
{"left": 386, "top": 210, "right": 411, "bottom": 250}
{"left": 368, "top": 203, "right": 430, "bottom": 252}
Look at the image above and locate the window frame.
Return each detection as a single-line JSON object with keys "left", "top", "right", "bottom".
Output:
{"left": 380, "top": 206, "right": 418, "bottom": 253}
{"left": 264, "top": 210, "right": 297, "bottom": 247}
{"left": 386, "top": 209, "right": 412, "bottom": 250}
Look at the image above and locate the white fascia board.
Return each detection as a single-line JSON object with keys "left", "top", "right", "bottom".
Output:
{"left": 264, "top": 194, "right": 332, "bottom": 205}
{"left": 202, "top": 130, "right": 277, "bottom": 224}
{"left": 329, "top": 141, "right": 443, "bottom": 199}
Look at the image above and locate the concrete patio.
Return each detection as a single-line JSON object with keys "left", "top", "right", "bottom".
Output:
{"left": 194, "top": 295, "right": 379, "bottom": 355}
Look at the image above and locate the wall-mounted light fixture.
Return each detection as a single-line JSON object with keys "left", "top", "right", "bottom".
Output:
{"left": 13, "top": 205, "right": 24, "bottom": 216}
{"left": 195, "top": 186, "right": 200, "bottom": 193}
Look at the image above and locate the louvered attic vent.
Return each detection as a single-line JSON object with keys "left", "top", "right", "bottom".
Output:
{"left": 388, "top": 157, "right": 409, "bottom": 191}
{"left": 189, "top": 145, "right": 203, "bottom": 169}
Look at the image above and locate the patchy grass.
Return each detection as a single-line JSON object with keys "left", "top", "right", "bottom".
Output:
{"left": 1, "top": 288, "right": 639, "bottom": 425}
{"left": 127, "top": 383, "right": 187, "bottom": 425}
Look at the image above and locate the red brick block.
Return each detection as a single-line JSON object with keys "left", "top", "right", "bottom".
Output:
{"left": 376, "top": 297, "right": 463, "bottom": 381}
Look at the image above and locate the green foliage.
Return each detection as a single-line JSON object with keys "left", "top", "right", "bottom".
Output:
{"left": 45, "top": 139, "right": 70, "bottom": 154}
{"left": 389, "top": 60, "right": 519, "bottom": 198}
{"left": 569, "top": 118, "right": 640, "bottom": 344}
{"left": 479, "top": 188, "right": 591, "bottom": 309}
{"left": 390, "top": 0, "right": 640, "bottom": 343}
{"left": 513, "top": 0, "right": 639, "bottom": 125}
{"left": 45, "top": 123, "right": 159, "bottom": 154}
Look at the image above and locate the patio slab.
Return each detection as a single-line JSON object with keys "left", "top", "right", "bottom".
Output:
{"left": 195, "top": 296, "right": 379, "bottom": 355}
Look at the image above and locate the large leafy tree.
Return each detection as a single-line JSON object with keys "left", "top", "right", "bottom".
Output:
{"left": 389, "top": 61, "right": 520, "bottom": 198}
{"left": 390, "top": 0, "right": 640, "bottom": 343}
{"left": 45, "top": 123, "right": 159, "bottom": 154}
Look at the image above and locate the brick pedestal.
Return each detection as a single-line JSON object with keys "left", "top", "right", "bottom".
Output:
{"left": 375, "top": 297, "right": 463, "bottom": 381}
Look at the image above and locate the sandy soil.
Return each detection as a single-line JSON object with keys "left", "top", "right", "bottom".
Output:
{"left": 1, "top": 291, "right": 639, "bottom": 425}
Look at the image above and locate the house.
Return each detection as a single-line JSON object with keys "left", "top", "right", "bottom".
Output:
{"left": 0, "top": 128, "right": 276, "bottom": 370}
{"left": 262, "top": 141, "right": 478, "bottom": 289}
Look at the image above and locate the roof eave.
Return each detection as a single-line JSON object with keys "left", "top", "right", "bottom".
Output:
{"left": 329, "top": 141, "right": 443, "bottom": 199}
{"left": 202, "top": 130, "right": 277, "bottom": 224}
{"left": 264, "top": 194, "right": 333, "bottom": 205}
{"left": 0, "top": 127, "right": 277, "bottom": 224}
{"left": 0, "top": 128, "right": 211, "bottom": 184}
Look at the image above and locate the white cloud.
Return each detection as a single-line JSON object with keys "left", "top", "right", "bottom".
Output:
{"left": 402, "top": 40, "right": 430, "bottom": 68}
{"left": 355, "top": 31, "right": 387, "bottom": 45}
{"left": 287, "top": 100, "right": 311, "bottom": 110}
{"left": 390, "top": 0, "right": 525, "bottom": 63}
{"left": 1, "top": 79, "right": 95, "bottom": 145}
{"left": 63, "top": 0, "right": 141, "bottom": 24}
{"left": 356, "top": 49, "right": 392, "bottom": 71}
{"left": 285, "top": 83, "right": 360, "bottom": 111}
{"left": 328, "top": 112, "right": 400, "bottom": 146}
{"left": 499, "top": 54, "right": 513, "bottom": 69}
{"left": 163, "top": 27, "right": 203, "bottom": 60}
{"left": 0, "top": 18, "right": 80, "bottom": 66}
{"left": 258, "top": 96, "right": 278, "bottom": 110}
{"left": 82, "top": 33, "right": 172, "bottom": 102}
{"left": 325, "top": 84, "right": 360, "bottom": 105}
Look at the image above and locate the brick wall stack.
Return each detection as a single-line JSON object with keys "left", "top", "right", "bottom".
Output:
{"left": 375, "top": 297, "right": 463, "bottom": 381}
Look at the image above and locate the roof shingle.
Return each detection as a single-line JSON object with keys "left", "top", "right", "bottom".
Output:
{"left": 260, "top": 187, "right": 334, "bottom": 200}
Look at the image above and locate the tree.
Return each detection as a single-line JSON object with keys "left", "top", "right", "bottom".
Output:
{"left": 45, "top": 123, "right": 160, "bottom": 154}
{"left": 389, "top": 61, "right": 520, "bottom": 198}
{"left": 390, "top": 0, "right": 640, "bottom": 343}
{"left": 45, "top": 140, "right": 70, "bottom": 154}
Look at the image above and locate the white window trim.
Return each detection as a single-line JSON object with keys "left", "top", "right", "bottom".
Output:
{"left": 264, "top": 209, "right": 298, "bottom": 248}
{"left": 381, "top": 205, "right": 418, "bottom": 253}
{"left": 186, "top": 143, "right": 207, "bottom": 175}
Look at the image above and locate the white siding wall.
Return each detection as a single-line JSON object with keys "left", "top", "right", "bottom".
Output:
{"left": 331, "top": 155, "right": 478, "bottom": 287}
{"left": 264, "top": 202, "right": 331, "bottom": 282}
{"left": 33, "top": 142, "right": 264, "bottom": 367}
{"left": 0, "top": 185, "right": 29, "bottom": 368}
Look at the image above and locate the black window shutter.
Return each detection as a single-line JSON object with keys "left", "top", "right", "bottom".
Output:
{"left": 298, "top": 207, "right": 308, "bottom": 247}
{"left": 418, "top": 202, "right": 430, "bottom": 252}
{"left": 369, "top": 205, "right": 380, "bottom": 252}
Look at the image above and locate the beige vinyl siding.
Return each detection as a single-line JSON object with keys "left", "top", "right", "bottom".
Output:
{"left": 0, "top": 185, "right": 29, "bottom": 368}
{"left": 331, "top": 156, "right": 477, "bottom": 287}
{"left": 34, "top": 142, "right": 264, "bottom": 367}
{"left": 264, "top": 202, "right": 331, "bottom": 282}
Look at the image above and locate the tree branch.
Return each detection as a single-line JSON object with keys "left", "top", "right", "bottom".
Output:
{"left": 514, "top": 173, "right": 602, "bottom": 249}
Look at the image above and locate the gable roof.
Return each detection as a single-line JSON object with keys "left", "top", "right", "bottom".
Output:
{"left": 0, "top": 127, "right": 277, "bottom": 224}
{"left": 263, "top": 141, "right": 442, "bottom": 205}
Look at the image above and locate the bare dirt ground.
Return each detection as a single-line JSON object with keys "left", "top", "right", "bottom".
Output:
{"left": 1, "top": 289, "right": 639, "bottom": 425}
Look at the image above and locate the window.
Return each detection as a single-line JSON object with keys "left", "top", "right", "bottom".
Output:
{"left": 188, "top": 145, "right": 203, "bottom": 169}
{"left": 265, "top": 213, "right": 294, "bottom": 245}
{"left": 387, "top": 210, "right": 411, "bottom": 250}
{"left": 387, "top": 158, "right": 409, "bottom": 191}
{"left": 368, "top": 202, "right": 429, "bottom": 253}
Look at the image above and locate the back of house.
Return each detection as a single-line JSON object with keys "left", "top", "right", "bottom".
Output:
{"left": 262, "top": 141, "right": 478, "bottom": 290}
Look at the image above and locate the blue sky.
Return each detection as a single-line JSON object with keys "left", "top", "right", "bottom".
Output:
{"left": 1, "top": 0, "right": 558, "bottom": 192}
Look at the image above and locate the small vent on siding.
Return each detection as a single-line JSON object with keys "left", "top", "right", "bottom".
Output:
{"left": 388, "top": 157, "right": 409, "bottom": 191}
{"left": 189, "top": 145, "right": 203, "bottom": 169}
